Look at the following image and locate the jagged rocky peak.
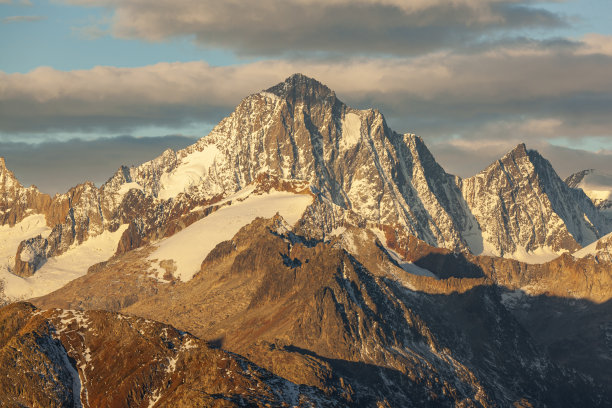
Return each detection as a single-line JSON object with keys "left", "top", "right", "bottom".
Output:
{"left": 0, "top": 157, "right": 51, "bottom": 227}
{"left": 265, "top": 73, "right": 337, "bottom": 104}
{"left": 94, "top": 74, "right": 476, "bottom": 251}
{"left": 0, "top": 156, "right": 22, "bottom": 187}
{"left": 565, "top": 169, "right": 612, "bottom": 216}
{"left": 460, "top": 143, "right": 610, "bottom": 261}
{"left": 565, "top": 168, "right": 594, "bottom": 188}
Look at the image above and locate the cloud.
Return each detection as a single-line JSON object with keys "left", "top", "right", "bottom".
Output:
{"left": 1, "top": 15, "right": 45, "bottom": 23}
{"left": 2, "top": 36, "right": 612, "bottom": 145}
{"left": 63, "top": 0, "right": 567, "bottom": 56}
{"left": 0, "top": 135, "right": 197, "bottom": 194}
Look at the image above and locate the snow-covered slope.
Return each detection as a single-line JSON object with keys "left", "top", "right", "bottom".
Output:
{"left": 0, "top": 215, "right": 51, "bottom": 273}
{"left": 572, "top": 231, "right": 612, "bottom": 261}
{"left": 0, "top": 224, "right": 126, "bottom": 301}
{"left": 149, "top": 190, "right": 313, "bottom": 281}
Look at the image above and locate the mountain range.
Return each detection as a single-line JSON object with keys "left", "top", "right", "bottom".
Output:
{"left": 1, "top": 74, "right": 611, "bottom": 407}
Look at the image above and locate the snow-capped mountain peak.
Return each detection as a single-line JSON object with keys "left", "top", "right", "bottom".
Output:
{"left": 458, "top": 142, "right": 610, "bottom": 262}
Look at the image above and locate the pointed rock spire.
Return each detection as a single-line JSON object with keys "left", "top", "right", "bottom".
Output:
{"left": 265, "top": 73, "right": 337, "bottom": 104}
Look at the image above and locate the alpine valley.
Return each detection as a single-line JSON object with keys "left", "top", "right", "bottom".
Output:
{"left": 1, "top": 74, "right": 611, "bottom": 407}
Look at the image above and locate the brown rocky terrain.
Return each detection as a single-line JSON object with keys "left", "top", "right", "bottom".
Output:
{"left": 32, "top": 215, "right": 608, "bottom": 407}
{"left": 0, "top": 158, "right": 51, "bottom": 227}
{"left": 0, "top": 302, "right": 339, "bottom": 407}
{"left": 378, "top": 223, "right": 612, "bottom": 303}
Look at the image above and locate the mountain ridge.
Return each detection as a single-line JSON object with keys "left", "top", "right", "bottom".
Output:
{"left": 1, "top": 74, "right": 610, "bottom": 288}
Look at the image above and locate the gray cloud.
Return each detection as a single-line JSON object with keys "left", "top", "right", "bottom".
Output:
{"left": 2, "top": 37, "right": 612, "bottom": 145}
{"left": 64, "top": 0, "right": 567, "bottom": 56}
{"left": 1, "top": 135, "right": 197, "bottom": 194}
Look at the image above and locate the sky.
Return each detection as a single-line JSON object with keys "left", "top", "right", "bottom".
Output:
{"left": 1, "top": 0, "right": 612, "bottom": 194}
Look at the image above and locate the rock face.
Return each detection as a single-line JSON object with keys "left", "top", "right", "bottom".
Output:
{"left": 0, "top": 158, "right": 51, "bottom": 227}
{"left": 111, "top": 74, "right": 476, "bottom": 251}
{"left": 566, "top": 169, "right": 612, "bottom": 217}
{"left": 12, "top": 235, "right": 48, "bottom": 277}
{"left": 459, "top": 143, "right": 610, "bottom": 259}
{"left": 0, "top": 302, "right": 338, "bottom": 407}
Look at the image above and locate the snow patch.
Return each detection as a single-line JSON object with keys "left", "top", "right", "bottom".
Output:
{"left": 58, "top": 342, "right": 84, "bottom": 408}
{"left": 368, "top": 228, "right": 438, "bottom": 279}
{"left": 0, "top": 225, "right": 127, "bottom": 300}
{"left": 148, "top": 191, "right": 313, "bottom": 281}
{"left": 480, "top": 245, "right": 561, "bottom": 264}
{"left": 573, "top": 231, "right": 612, "bottom": 258}
{"left": 478, "top": 228, "right": 562, "bottom": 264}
{"left": 340, "top": 112, "right": 362, "bottom": 149}
{"left": 385, "top": 247, "right": 438, "bottom": 278}
{"left": 0, "top": 214, "right": 50, "bottom": 270}
{"left": 117, "top": 182, "right": 143, "bottom": 197}
{"left": 158, "top": 144, "right": 222, "bottom": 200}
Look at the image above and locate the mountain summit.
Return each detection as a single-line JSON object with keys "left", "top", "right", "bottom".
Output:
{"left": 459, "top": 143, "right": 610, "bottom": 260}
{"left": 108, "top": 73, "right": 477, "bottom": 251}
{"left": 265, "top": 73, "right": 337, "bottom": 103}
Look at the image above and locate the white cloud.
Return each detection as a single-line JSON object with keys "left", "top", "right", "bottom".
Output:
{"left": 1, "top": 15, "right": 44, "bottom": 23}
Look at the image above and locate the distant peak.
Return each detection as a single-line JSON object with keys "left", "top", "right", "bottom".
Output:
{"left": 265, "top": 73, "right": 336, "bottom": 103}
{"left": 564, "top": 169, "right": 594, "bottom": 185}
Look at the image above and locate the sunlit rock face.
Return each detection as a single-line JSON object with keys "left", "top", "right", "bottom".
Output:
{"left": 566, "top": 169, "right": 612, "bottom": 218}
{"left": 459, "top": 143, "right": 610, "bottom": 261}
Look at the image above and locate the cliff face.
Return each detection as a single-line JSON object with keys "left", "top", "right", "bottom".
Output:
{"left": 0, "top": 158, "right": 51, "bottom": 227}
